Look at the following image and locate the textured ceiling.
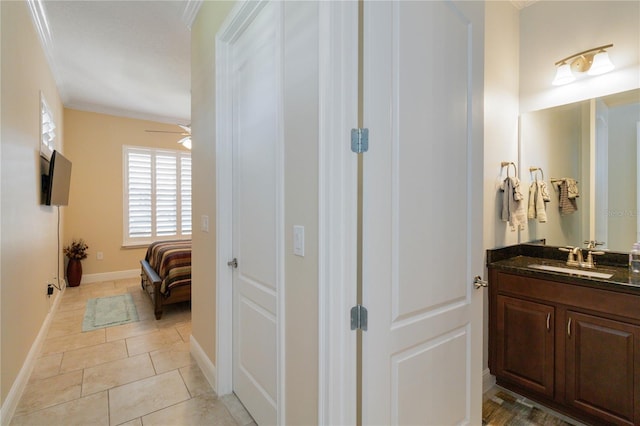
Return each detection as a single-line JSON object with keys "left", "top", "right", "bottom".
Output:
{"left": 32, "top": 0, "right": 198, "bottom": 125}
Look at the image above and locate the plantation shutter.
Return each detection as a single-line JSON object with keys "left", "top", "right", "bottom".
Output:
{"left": 127, "top": 149, "right": 153, "bottom": 238}
{"left": 156, "top": 152, "right": 178, "bottom": 236}
{"left": 124, "top": 146, "right": 191, "bottom": 245}
{"left": 180, "top": 154, "right": 192, "bottom": 234}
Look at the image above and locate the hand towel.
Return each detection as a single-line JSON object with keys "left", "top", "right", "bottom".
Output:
{"left": 536, "top": 180, "right": 549, "bottom": 222}
{"left": 528, "top": 180, "right": 550, "bottom": 222}
{"left": 557, "top": 179, "right": 578, "bottom": 215}
{"left": 502, "top": 176, "right": 526, "bottom": 231}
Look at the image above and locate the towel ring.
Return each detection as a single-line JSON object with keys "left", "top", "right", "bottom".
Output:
{"left": 501, "top": 161, "right": 517, "bottom": 178}
{"left": 529, "top": 167, "right": 544, "bottom": 181}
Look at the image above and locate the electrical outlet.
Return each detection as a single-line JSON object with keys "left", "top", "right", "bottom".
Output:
{"left": 97, "top": 251, "right": 104, "bottom": 260}
{"left": 47, "top": 284, "right": 54, "bottom": 297}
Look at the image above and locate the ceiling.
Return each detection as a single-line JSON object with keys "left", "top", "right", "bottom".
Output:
{"left": 32, "top": 0, "right": 537, "bottom": 126}
{"left": 30, "top": 0, "right": 201, "bottom": 125}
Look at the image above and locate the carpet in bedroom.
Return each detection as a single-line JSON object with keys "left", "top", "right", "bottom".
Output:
{"left": 82, "top": 293, "right": 139, "bottom": 331}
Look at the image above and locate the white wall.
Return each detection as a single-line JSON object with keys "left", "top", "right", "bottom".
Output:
{"left": 483, "top": 1, "right": 520, "bottom": 373}
{"left": 520, "top": 1, "right": 640, "bottom": 113}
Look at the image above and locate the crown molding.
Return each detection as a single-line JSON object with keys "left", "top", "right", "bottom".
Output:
{"left": 26, "top": 0, "right": 68, "bottom": 102}
{"left": 509, "top": 0, "right": 539, "bottom": 10}
{"left": 181, "top": 0, "right": 203, "bottom": 30}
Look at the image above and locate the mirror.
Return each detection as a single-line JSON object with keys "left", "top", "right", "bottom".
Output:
{"left": 520, "top": 88, "right": 640, "bottom": 252}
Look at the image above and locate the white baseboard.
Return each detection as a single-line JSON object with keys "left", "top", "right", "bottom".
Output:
{"left": 1, "top": 287, "right": 65, "bottom": 425}
{"left": 190, "top": 335, "right": 217, "bottom": 395}
{"left": 81, "top": 269, "right": 140, "bottom": 284}
{"left": 483, "top": 368, "right": 496, "bottom": 394}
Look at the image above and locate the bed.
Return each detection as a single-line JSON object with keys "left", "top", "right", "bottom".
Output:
{"left": 140, "top": 239, "right": 192, "bottom": 319}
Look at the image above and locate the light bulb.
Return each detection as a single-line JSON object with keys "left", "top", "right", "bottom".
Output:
{"left": 552, "top": 63, "right": 575, "bottom": 86}
{"left": 588, "top": 51, "right": 614, "bottom": 76}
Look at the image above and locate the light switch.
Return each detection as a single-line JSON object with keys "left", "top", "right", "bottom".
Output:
{"left": 201, "top": 215, "right": 209, "bottom": 232}
{"left": 293, "top": 225, "right": 305, "bottom": 257}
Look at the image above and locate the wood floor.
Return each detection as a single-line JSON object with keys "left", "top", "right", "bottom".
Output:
{"left": 483, "top": 390, "right": 578, "bottom": 426}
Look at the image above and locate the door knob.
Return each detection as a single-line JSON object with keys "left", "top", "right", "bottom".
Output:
{"left": 227, "top": 258, "right": 238, "bottom": 268}
{"left": 473, "top": 276, "right": 488, "bottom": 289}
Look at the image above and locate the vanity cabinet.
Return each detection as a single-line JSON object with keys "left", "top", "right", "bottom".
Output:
{"left": 495, "top": 295, "right": 555, "bottom": 398}
{"left": 565, "top": 311, "right": 640, "bottom": 425}
{"left": 488, "top": 268, "right": 640, "bottom": 426}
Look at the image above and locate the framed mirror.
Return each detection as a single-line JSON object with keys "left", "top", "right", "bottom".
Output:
{"left": 520, "top": 88, "right": 640, "bottom": 252}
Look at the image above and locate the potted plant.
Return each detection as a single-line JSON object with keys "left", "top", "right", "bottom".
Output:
{"left": 63, "top": 239, "right": 89, "bottom": 287}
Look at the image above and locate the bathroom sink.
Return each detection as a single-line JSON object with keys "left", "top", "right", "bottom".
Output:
{"left": 528, "top": 264, "right": 614, "bottom": 279}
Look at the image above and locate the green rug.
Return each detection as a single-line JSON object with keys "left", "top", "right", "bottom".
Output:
{"left": 82, "top": 294, "right": 139, "bottom": 332}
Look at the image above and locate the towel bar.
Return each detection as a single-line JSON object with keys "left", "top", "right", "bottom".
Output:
{"left": 501, "top": 161, "right": 517, "bottom": 177}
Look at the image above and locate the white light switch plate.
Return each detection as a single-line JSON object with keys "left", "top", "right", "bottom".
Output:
{"left": 201, "top": 215, "right": 209, "bottom": 232}
{"left": 293, "top": 225, "right": 304, "bottom": 257}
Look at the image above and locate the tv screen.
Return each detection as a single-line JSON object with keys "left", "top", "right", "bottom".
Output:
{"left": 43, "top": 150, "right": 72, "bottom": 206}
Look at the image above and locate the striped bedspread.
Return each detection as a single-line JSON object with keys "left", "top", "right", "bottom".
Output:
{"left": 145, "top": 240, "right": 191, "bottom": 296}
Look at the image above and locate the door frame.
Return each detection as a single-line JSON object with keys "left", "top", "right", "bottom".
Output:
{"left": 317, "top": 1, "right": 359, "bottom": 424}
{"left": 215, "top": 0, "right": 285, "bottom": 421}
{"left": 216, "top": 0, "right": 358, "bottom": 424}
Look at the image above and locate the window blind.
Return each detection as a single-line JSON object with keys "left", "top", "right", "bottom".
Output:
{"left": 123, "top": 146, "right": 191, "bottom": 245}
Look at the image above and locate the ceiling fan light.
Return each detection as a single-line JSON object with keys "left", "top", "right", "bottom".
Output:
{"left": 552, "top": 63, "right": 575, "bottom": 86}
{"left": 178, "top": 136, "right": 192, "bottom": 150}
{"left": 588, "top": 51, "right": 614, "bottom": 76}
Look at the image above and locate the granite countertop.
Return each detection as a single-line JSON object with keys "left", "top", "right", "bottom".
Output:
{"left": 487, "top": 243, "right": 640, "bottom": 294}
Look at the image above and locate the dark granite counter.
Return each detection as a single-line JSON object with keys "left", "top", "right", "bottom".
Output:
{"left": 487, "top": 243, "right": 640, "bottom": 295}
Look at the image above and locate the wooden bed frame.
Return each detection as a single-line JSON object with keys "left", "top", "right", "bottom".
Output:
{"left": 140, "top": 259, "right": 191, "bottom": 320}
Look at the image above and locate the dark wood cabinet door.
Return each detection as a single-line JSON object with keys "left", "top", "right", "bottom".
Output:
{"left": 496, "top": 295, "right": 555, "bottom": 398}
{"left": 565, "top": 311, "right": 639, "bottom": 426}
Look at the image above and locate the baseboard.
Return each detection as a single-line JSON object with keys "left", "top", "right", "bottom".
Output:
{"left": 483, "top": 368, "right": 496, "bottom": 394}
{"left": 81, "top": 269, "right": 139, "bottom": 284}
{"left": 190, "top": 335, "right": 217, "bottom": 395}
{"left": 1, "top": 287, "right": 65, "bottom": 425}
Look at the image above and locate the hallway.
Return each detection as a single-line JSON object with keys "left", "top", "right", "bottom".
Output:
{"left": 10, "top": 278, "right": 255, "bottom": 426}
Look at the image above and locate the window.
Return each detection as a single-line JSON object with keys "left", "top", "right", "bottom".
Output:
{"left": 123, "top": 146, "right": 191, "bottom": 245}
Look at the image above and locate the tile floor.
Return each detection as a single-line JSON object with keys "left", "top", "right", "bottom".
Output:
{"left": 10, "top": 277, "right": 256, "bottom": 426}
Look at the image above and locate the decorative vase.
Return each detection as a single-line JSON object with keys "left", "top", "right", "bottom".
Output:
{"left": 66, "top": 258, "right": 82, "bottom": 287}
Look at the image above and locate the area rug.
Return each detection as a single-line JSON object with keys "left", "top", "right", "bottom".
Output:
{"left": 82, "top": 294, "right": 139, "bottom": 332}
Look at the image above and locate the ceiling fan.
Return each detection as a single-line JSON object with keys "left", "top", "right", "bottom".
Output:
{"left": 145, "top": 124, "right": 191, "bottom": 149}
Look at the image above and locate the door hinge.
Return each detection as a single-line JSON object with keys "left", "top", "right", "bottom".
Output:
{"left": 350, "top": 304, "right": 368, "bottom": 331}
{"left": 351, "top": 128, "right": 369, "bottom": 153}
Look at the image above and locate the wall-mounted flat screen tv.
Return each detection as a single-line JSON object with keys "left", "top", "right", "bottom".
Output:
{"left": 42, "top": 150, "right": 72, "bottom": 206}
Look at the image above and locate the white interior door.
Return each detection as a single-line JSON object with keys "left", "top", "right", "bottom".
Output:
{"left": 362, "top": 1, "right": 484, "bottom": 424}
{"left": 230, "top": 3, "right": 281, "bottom": 425}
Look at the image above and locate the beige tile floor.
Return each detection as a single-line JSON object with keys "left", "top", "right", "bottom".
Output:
{"left": 10, "top": 278, "right": 256, "bottom": 426}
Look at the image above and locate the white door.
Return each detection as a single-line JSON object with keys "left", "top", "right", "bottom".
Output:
{"left": 230, "top": 2, "right": 281, "bottom": 425}
{"left": 362, "top": 1, "right": 484, "bottom": 424}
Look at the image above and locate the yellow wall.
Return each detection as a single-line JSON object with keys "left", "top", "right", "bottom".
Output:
{"left": 190, "top": 0, "right": 235, "bottom": 373}
{"left": 192, "top": 2, "right": 320, "bottom": 423}
{"left": 63, "top": 109, "right": 190, "bottom": 277}
{"left": 1, "top": 0, "right": 64, "bottom": 406}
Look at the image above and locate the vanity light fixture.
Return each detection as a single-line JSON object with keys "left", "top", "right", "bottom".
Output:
{"left": 552, "top": 43, "right": 614, "bottom": 86}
